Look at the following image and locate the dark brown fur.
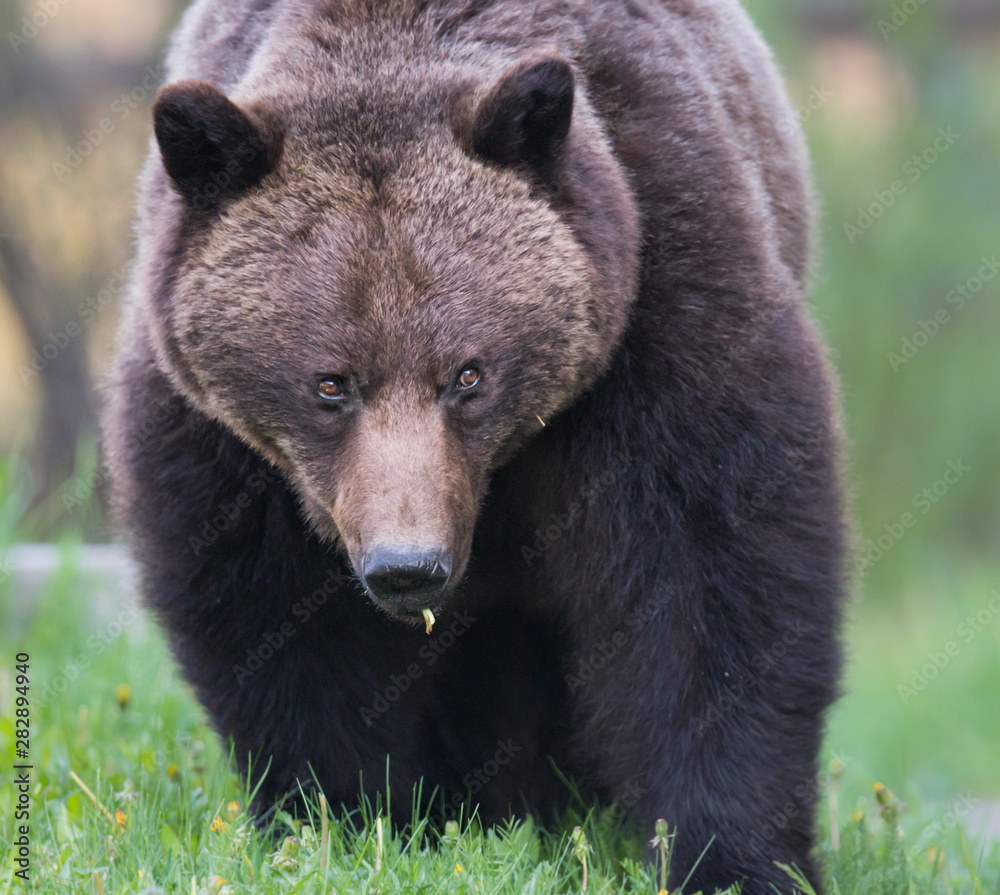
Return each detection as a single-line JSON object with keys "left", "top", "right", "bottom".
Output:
{"left": 104, "top": 2, "right": 845, "bottom": 892}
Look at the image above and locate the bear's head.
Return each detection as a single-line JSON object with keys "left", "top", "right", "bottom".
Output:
{"left": 145, "top": 50, "right": 639, "bottom": 623}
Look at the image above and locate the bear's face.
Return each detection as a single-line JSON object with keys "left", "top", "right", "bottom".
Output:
{"left": 147, "top": 57, "right": 638, "bottom": 621}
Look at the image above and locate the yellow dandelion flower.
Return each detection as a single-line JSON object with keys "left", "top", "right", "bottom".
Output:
{"left": 211, "top": 816, "right": 229, "bottom": 833}
{"left": 454, "top": 863, "right": 464, "bottom": 874}
{"left": 873, "top": 781, "right": 902, "bottom": 822}
{"left": 115, "top": 684, "right": 131, "bottom": 709}
{"left": 851, "top": 810, "right": 864, "bottom": 824}
{"left": 114, "top": 810, "right": 127, "bottom": 829}
{"left": 227, "top": 800, "right": 241, "bottom": 819}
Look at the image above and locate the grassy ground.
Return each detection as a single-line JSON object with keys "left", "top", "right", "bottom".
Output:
{"left": 1, "top": 550, "right": 999, "bottom": 894}
{"left": 828, "top": 571, "right": 1000, "bottom": 810}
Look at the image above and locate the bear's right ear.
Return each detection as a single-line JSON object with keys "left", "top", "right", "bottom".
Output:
{"left": 153, "top": 80, "right": 283, "bottom": 207}
{"left": 465, "top": 53, "right": 574, "bottom": 174}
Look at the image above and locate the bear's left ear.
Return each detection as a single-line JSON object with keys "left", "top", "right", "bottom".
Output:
{"left": 153, "top": 80, "right": 283, "bottom": 207}
{"left": 466, "top": 53, "right": 574, "bottom": 172}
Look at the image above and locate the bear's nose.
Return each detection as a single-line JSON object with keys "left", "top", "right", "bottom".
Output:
{"left": 362, "top": 545, "right": 452, "bottom": 610}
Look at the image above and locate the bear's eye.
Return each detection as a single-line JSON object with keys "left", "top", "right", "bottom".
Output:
{"left": 317, "top": 377, "right": 346, "bottom": 401}
{"left": 456, "top": 366, "right": 481, "bottom": 391}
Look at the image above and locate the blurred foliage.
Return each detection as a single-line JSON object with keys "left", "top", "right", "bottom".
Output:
{"left": 0, "top": 0, "right": 183, "bottom": 531}
{"left": 747, "top": 0, "right": 1000, "bottom": 604}
{"left": 0, "top": 0, "right": 997, "bottom": 604}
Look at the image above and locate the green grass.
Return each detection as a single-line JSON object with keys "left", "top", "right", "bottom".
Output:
{"left": 828, "top": 570, "right": 1000, "bottom": 809}
{"left": 1, "top": 552, "right": 998, "bottom": 894}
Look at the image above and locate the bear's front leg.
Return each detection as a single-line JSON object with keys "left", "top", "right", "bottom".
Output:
{"left": 565, "top": 586, "right": 832, "bottom": 895}
{"left": 106, "top": 350, "right": 445, "bottom": 821}
{"left": 170, "top": 555, "right": 440, "bottom": 821}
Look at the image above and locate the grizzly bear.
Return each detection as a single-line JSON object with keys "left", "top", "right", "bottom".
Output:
{"left": 104, "top": 1, "right": 846, "bottom": 892}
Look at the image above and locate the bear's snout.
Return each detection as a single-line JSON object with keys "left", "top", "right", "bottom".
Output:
{"left": 361, "top": 544, "right": 452, "bottom": 616}
{"left": 326, "top": 400, "right": 477, "bottom": 620}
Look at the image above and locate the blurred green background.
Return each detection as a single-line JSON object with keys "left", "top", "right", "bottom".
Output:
{"left": 1, "top": 0, "right": 998, "bottom": 836}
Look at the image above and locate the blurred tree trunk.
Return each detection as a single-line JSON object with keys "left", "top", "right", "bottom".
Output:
{"left": 0, "top": 213, "right": 94, "bottom": 521}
